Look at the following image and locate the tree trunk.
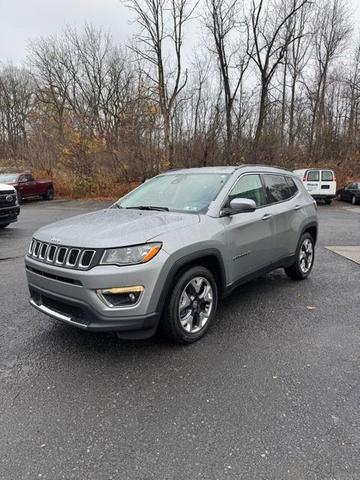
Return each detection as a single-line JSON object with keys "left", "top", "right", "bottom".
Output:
{"left": 288, "top": 72, "right": 297, "bottom": 147}
{"left": 255, "top": 80, "right": 268, "bottom": 145}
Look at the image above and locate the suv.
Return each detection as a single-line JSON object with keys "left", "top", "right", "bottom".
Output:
{"left": 26, "top": 166, "right": 318, "bottom": 343}
{"left": 0, "top": 183, "right": 20, "bottom": 229}
{"left": 293, "top": 168, "right": 336, "bottom": 204}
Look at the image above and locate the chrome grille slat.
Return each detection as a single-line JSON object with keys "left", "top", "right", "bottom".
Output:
{"left": 33, "top": 241, "right": 41, "bottom": 257}
{"left": 66, "top": 248, "right": 81, "bottom": 267}
{"left": 39, "top": 243, "right": 48, "bottom": 260}
{"left": 47, "top": 245, "right": 58, "bottom": 262}
{"left": 55, "top": 247, "right": 68, "bottom": 265}
{"left": 28, "top": 239, "right": 35, "bottom": 255}
{"left": 79, "top": 250, "right": 96, "bottom": 269}
{"left": 27, "top": 239, "right": 96, "bottom": 270}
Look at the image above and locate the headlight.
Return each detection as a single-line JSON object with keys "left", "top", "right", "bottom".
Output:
{"left": 100, "top": 243, "right": 162, "bottom": 266}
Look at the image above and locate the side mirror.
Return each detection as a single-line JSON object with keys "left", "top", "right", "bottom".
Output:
{"left": 229, "top": 198, "right": 257, "bottom": 214}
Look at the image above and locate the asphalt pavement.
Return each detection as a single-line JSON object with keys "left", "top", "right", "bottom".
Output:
{"left": 0, "top": 199, "right": 359, "bottom": 480}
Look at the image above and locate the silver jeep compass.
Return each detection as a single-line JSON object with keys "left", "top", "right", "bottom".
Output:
{"left": 26, "top": 166, "right": 318, "bottom": 343}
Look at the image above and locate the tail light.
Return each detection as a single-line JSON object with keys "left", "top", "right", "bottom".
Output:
{"left": 303, "top": 174, "right": 307, "bottom": 182}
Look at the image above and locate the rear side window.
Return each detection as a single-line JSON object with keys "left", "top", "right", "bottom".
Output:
{"left": 321, "top": 170, "right": 334, "bottom": 181}
{"left": 307, "top": 170, "right": 320, "bottom": 181}
{"left": 229, "top": 174, "right": 267, "bottom": 207}
{"left": 285, "top": 176, "right": 298, "bottom": 196}
{"left": 263, "top": 175, "right": 294, "bottom": 203}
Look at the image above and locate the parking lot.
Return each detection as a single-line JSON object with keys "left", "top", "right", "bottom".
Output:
{"left": 0, "top": 199, "right": 359, "bottom": 480}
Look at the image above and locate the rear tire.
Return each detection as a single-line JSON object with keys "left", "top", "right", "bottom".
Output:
{"left": 43, "top": 187, "right": 54, "bottom": 201}
{"left": 0, "top": 223, "right": 10, "bottom": 229}
{"left": 285, "top": 232, "right": 315, "bottom": 281}
{"left": 352, "top": 195, "right": 359, "bottom": 205}
{"left": 160, "top": 266, "right": 218, "bottom": 344}
{"left": 325, "top": 199, "right": 332, "bottom": 205}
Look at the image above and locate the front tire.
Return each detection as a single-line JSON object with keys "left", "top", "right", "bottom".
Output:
{"left": 0, "top": 223, "right": 10, "bottom": 229}
{"left": 325, "top": 199, "right": 332, "bottom": 205}
{"left": 352, "top": 195, "right": 359, "bottom": 205}
{"left": 160, "top": 266, "right": 218, "bottom": 344}
{"left": 285, "top": 233, "right": 315, "bottom": 281}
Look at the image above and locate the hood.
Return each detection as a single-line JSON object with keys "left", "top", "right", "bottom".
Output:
{"left": 34, "top": 208, "right": 200, "bottom": 248}
{"left": 0, "top": 183, "right": 15, "bottom": 192}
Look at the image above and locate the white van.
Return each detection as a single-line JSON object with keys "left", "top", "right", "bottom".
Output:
{"left": 293, "top": 169, "right": 336, "bottom": 204}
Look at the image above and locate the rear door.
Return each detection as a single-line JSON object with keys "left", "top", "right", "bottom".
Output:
{"left": 304, "top": 170, "right": 321, "bottom": 196}
{"left": 320, "top": 170, "right": 336, "bottom": 196}
{"left": 262, "top": 174, "right": 302, "bottom": 259}
{"left": 223, "top": 173, "right": 275, "bottom": 283}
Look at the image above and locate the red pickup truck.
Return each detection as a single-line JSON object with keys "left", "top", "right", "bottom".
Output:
{"left": 0, "top": 172, "right": 54, "bottom": 202}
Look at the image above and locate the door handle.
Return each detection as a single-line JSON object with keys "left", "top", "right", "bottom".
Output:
{"left": 294, "top": 205, "right": 301, "bottom": 210}
{"left": 262, "top": 213, "right": 273, "bottom": 221}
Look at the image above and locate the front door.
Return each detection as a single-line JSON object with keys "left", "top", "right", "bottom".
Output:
{"left": 223, "top": 173, "right": 275, "bottom": 284}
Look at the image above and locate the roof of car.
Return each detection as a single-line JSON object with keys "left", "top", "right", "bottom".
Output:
{"left": 162, "top": 165, "right": 294, "bottom": 175}
{"left": 162, "top": 166, "right": 239, "bottom": 174}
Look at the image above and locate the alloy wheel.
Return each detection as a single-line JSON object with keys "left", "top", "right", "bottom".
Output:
{"left": 299, "top": 238, "right": 314, "bottom": 274}
{"left": 178, "top": 276, "right": 214, "bottom": 334}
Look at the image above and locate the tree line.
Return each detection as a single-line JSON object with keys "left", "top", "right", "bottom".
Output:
{"left": 0, "top": 0, "right": 359, "bottom": 188}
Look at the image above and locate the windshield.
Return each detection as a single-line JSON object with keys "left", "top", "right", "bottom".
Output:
{"left": 0, "top": 174, "right": 18, "bottom": 183}
{"left": 117, "top": 173, "right": 230, "bottom": 213}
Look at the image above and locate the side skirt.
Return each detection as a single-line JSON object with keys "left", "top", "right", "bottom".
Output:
{"left": 223, "top": 255, "right": 295, "bottom": 298}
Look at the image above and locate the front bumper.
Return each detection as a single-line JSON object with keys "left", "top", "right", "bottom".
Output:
{"left": 25, "top": 251, "right": 168, "bottom": 338}
{"left": 0, "top": 205, "right": 20, "bottom": 225}
{"left": 29, "top": 287, "right": 159, "bottom": 338}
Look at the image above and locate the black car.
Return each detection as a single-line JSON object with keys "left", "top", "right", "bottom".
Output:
{"left": 336, "top": 182, "right": 360, "bottom": 205}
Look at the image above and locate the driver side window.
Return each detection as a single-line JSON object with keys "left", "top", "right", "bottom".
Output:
{"left": 228, "top": 174, "right": 267, "bottom": 207}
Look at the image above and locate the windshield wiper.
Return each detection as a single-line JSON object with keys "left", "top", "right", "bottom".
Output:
{"left": 125, "top": 205, "right": 169, "bottom": 212}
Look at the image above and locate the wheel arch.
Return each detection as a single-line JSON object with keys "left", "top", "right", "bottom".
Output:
{"left": 155, "top": 249, "right": 227, "bottom": 315}
{"left": 302, "top": 222, "right": 318, "bottom": 244}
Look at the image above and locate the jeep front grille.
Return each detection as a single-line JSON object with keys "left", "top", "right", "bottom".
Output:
{"left": 28, "top": 239, "right": 96, "bottom": 270}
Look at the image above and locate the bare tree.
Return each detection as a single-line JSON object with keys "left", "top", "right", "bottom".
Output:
{"left": 0, "top": 66, "right": 33, "bottom": 164}
{"left": 204, "top": 0, "right": 251, "bottom": 155}
{"left": 125, "top": 0, "right": 198, "bottom": 168}
{"left": 287, "top": 0, "right": 312, "bottom": 146}
{"left": 308, "top": 0, "right": 351, "bottom": 159}
{"left": 248, "top": 0, "right": 309, "bottom": 145}
{"left": 2, "top": 3, "right": 360, "bottom": 192}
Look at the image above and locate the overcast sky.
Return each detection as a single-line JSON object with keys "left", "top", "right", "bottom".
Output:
{"left": 0, "top": 0, "right": 359, "bottom": 65}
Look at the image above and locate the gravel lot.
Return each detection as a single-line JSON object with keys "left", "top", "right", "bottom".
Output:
{"left": 0, "top": 199, "right": 359, "bottom": 480}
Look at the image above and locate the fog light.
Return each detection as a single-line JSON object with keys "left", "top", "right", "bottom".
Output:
{"left": 96, "top": 286, "right": 144, "bottom": 308}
